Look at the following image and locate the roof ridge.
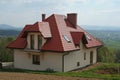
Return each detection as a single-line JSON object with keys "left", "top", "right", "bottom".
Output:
{"left": 54, "top": 14, "right": 79, "bottom": 51}
{"left": 53, "top": 14, "right": 65, "bottom": 51}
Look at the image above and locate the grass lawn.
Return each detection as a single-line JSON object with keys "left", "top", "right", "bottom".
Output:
{"left": 0, "top": 63, "right": 120, "bottom": 80}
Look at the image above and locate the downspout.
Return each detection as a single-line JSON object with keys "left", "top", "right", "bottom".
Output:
{"left": 62, "top": 52, "right": 70, "bottom": 72}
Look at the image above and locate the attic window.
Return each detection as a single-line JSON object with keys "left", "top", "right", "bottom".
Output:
{"left": 63, "top": 35, "right": 71, "bottom": 43}
{"left": 86, "top": 34, "right": 92, "bottom": 41}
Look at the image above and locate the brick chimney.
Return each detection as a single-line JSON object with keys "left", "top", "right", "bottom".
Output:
{"left": 42, "top": 14, "right": 46, "bottom": 21}
{"left": 67, "top": 13, "right": 77, "bottom": 28}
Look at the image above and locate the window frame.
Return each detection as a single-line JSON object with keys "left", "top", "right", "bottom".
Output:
{"left": 84, "top": 52, "right": 86, "bottom": 60}
{"left": 38, "top": 35, "right": 42, "bottom": 49}
{"left": 77, "top": 62, "right": 80, "bottom": 66}
{"left": 30, "top": 34, "right": 34, "bottom": 49}
{"left": 85, "top": 33, "right": 92, "bottom": 41}
{"left": 63, "top": 35, "right": 71, "bottom": 43}
{"left": 32, "top": 55, "right": 40, "bottom": 65}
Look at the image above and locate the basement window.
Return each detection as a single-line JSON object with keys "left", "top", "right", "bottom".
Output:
{"left": 32, "top": 55, "right": 40, "bottom": 65}
{"left": 63, "top": 35, "right": 71, "bottom": 43}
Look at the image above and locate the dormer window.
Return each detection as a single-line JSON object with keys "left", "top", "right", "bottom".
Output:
{"left": 38, "top": 35, "right": 42, "bottom": 49}
{"left": 63, "top": 35, "right": 71, "bottom": 43}
{"left": 30, "top": 35, "right": 34, "bottom": 49}
{"left": 26, "top": 33, "right": 44, "bottom": 51}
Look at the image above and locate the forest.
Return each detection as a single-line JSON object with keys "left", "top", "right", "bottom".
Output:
{"left": 0, "top": 30, "right": 120, "bottom": 63}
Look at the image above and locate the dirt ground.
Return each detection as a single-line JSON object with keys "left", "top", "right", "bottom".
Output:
{"left": 0, "top": 72, "right": 102, "bottom": 80}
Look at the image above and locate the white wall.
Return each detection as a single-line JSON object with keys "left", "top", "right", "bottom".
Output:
{"left": 63, "top": 41, "right": 97, "bottom": 72}
{"left": 14, "top": 37, "right": 97, "bottom": 72}
{"left": 14, "top": 49, "right": 62, "bottom": 72}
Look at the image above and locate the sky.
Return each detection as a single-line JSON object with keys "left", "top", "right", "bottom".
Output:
{"left": 0, "top": 0, "right": 120, "bottom": 28}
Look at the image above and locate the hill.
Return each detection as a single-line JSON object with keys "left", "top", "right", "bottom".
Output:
{"left": 0, "top": 24, "right": 20, "bottom": 37}
{"left": 88, "top": 30, "right": 120, "bottom": 49}
{"left": 0, "top": 24, "right": 16, "bottom": 30}
{"left": 0, "top": 30, "right": 20, "bottom": 37}
{"left": 81, "top": 25, "right": 120, "bottom": 30}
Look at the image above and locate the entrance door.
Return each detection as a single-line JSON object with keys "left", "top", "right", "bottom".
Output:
{"left": 90, "top": 51, "right": 93, "bottom": 64}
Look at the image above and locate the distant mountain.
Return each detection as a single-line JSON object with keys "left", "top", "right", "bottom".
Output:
{"left": 81, "top": 25, "right": 120, "bottom": 30}
{"left": 0, "top": 24, "right": 17, "bottom": 30}
{"left": 0, "top": 24, "right": 21, "bottom": 37}
{"left": 0, "top": 30, "right": 20, "bottom": 37}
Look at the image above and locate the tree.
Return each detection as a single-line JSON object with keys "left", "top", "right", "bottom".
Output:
{"left": 97, "top": 46, "right": 114, "bottom": 63}
{"left": 114, "top": 50, "right": 120, "bottom": 63}
{"left": 0, "top": 37, "right": 15, "bottom": 62}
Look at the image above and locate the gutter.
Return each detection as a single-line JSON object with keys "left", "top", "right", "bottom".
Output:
{"left": 62, "top": 52, "right": 70, "bottom": 72}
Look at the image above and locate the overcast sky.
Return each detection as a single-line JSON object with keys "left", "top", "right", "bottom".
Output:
{"left": 0, "top": 0, "right": 120, "bottom": 28}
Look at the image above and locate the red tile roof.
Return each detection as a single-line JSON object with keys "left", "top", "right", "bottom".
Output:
{"left": 7, "top": 14, "right": 102, "bottom": 51}
{"left": 71, "top": 32, "right": 88, "bottom": 45}
{"left": 22, "top": 22, "right": 52, "bottom": 38}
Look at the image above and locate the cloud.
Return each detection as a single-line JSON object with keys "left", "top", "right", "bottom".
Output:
{"left": 0, "top": 0, "right": 43, "bottom": 5}
{"left": 89, "top": 9, "right": 120, "bottom": 15}
{"left": 0, "top": 0, "right": 89, "bottom": 5}
{"left": 0, "top": 0, "right": 120, "bottom": 27}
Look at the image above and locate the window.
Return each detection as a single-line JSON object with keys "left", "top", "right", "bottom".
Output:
{"left": 63, "top": 35, "right": 71, "bottom": 43}
{"left": 84, "top": 52, "right": 86, "bottom": 60}
{"left": 85, "top": 33, "right": 92, "bottom": 41}
{"left": 90, "top": 51, "right": 93, "bottom": 64}
{"left": 38, "top": 35, "right": 42, "bottom": 49}
{"left": 30, "top": 35, "right": 34, "bottom": 49}
{"left": 77, "top": 62, "right": 80, "bottom": 66}
{"left": 86, "top": 35, "right": 91, "bottom": 41}
{"left": 32, "top": 55, "right": 40, "bottom": 65}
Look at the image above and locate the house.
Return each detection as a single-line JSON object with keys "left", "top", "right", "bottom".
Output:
{"left": 7, "top": 13, "right": 102, "bottom": 72}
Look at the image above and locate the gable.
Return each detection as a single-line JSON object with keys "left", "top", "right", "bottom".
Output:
{"left": 70, "top": 32, "right": 88, "bottom": 45}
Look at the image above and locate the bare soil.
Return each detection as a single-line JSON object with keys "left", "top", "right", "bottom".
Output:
{"left": 0, "top": 72, "right": 102, "bottom": 80}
